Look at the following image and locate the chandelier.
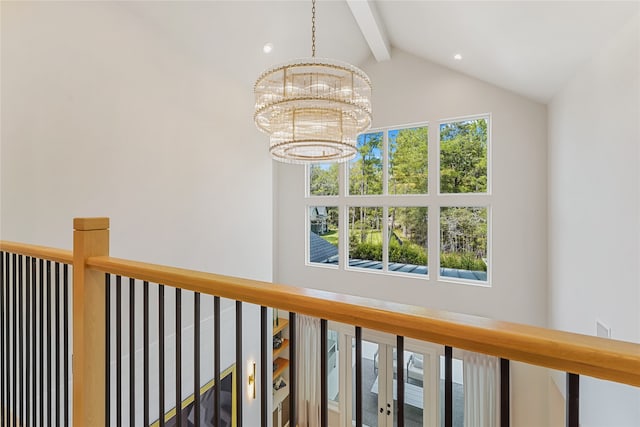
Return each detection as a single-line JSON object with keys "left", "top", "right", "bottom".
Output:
{"left": 254, "top": 0, "right": 372, "bottom": 164}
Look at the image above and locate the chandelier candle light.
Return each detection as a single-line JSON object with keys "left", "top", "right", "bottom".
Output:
{"left": 254, "top": 0, "right": 372, "bottom": 164}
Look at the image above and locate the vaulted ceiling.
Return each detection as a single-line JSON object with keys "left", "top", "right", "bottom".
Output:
{"left": 122, "top": 1, "right": 638, "bottom": 104}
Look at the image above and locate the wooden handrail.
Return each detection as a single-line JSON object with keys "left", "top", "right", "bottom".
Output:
{"left": 85, "top": 254, "right": 640, "bottom": 388}
{"left": 2, "top": 239, "right": 639, "bottom": 387}
{"left": 0, "top": 241, "right": 73, "bottom": 264}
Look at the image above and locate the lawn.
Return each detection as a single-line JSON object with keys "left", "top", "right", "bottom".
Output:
{"left": 320, "top": 229, "right": 385, "bottom": 247}
{"left": 350, "top": 230, "right": 383, "bottom": 244}
{"left": 321, "top": 229, "right": 339, "bottom": 246}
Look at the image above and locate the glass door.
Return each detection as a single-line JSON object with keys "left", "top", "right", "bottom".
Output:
{"left": 351, "top": 339, "right": 389, "bottom": 426}
{"left": 346, "top": 334, "right": 435, "bottom": 427}
{"left": 393, "top": 349, "right": 430, "bottom": 427}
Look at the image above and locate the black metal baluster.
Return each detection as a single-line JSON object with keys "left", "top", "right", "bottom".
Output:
{"left": 12, "top": 253, "right": 17, "bottom": 427}
{"left": 159, "top": 285, "right": 165, "bottom": 427}
{"left": 566, "top": 373, "right": 579, "bottom": 427}
{"left": 260, "top": 306, "right": 267, "bottom": 427}
{"left": 116, "top": 275, "right": 122, "bottom": 427}
{"left": 397, "top": 336, "right": 405, "bottom": 427}
{"left": 500, "top": 358, "right": 510, "bottom": 427}
{"left": 320, "top": 319, "right": 327, "bottom": 427}
{"left": 39, "top": 258, "right": 44, "bottom": 427}
{"left": 214, "top": 297, "right": 220, "bottom": 427}
{"left": 355, "top": 326, "right": 362, "bottom": 427}
{"left": 2, "top": 252, "right": 6, "bottom": 427}
{"left": 25, "top": 257, "right": 31, "bottom": 427}
{"left": 18, "top": 256, "right": 23, "bottom": 427}
{"left": 235, "top": 301, "right": 242, "bottom": 427}
{"left": 0, "top": 251, "right": 4, "bottom": 427}
{"left": 289, "top": 312, "right": 296, "bottom": 427}
{"left": 4, "top": 253, "right": 7, "bottom": 427}
{"left": 143, "top": 282, "right": 149, "bottom": 427}
{"left": 105, "top": 274, "right": 111, "bottom": 427}
{"left": 194, "top": 293, "right": 200, "bottom": 427}
{"left": 63, "top": 264, "right": 69, "bottom": 427}
{"left": 130, "top": 278, "right": 135, "bottom": 427}
{"left": 32, "top": 259, "right": 37, "bottom": 426}
{"left": 55, "top": 263, "right": 60, "bottom": 426}
{"left": 0, "top": 253, "right": 11, "bottom": 426}
{"left": 46, "top": 260, "right": 51, "bottom": 427}
{"left": 175, "top": 289, "right": 182, "bottom": 427}
{"left": 5, "top": 254, "right": 9, "bottom": 427}
{"left": 444, "top": 346, "right": 453, "bottom": 427}
{"left": 6, "top": 252, "right": 11, "bottom": 427}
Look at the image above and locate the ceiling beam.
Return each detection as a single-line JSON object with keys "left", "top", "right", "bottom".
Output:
{"left": 346, "top": 0, "right": 391, "bottom": 62}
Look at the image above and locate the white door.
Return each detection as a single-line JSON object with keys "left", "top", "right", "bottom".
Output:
{"left": 340, "top": 330, "right": 436, "bottom": 427}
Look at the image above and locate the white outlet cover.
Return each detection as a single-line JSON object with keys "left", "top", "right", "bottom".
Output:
{"left": 596, "top": 319, "right": 611, "bottom": 338}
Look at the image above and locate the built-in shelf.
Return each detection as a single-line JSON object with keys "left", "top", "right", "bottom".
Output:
{"left": 273, "top": 357, "right": 289, "bottom": 379}
{"left": 273, "top": 318, "right": 288, "bottom": 335}
{"left": 273, "top": 338, "right": 290, "bottom": 358}
{"left": 273, "top": 382, "right": 289, "bottom": 407}
{"left": 273, "top": 314, "right": 290, "bottom": 427}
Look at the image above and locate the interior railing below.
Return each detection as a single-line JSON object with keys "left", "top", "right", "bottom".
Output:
{"left": 1, "top": 217, "right": 638, "bottom": 427}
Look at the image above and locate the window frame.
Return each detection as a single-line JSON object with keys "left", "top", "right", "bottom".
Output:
{"left": 306, "top": 115, "right": 492, "bottom": 286}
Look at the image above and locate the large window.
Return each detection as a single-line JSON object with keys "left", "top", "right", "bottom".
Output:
{"left": 307, "top": 116, "right": 491, "bottom": 284}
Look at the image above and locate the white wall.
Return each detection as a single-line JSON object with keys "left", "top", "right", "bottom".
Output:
{"left": 0, "top": 2, "right": 271, "bottom": 425}
{"left": 548, "top": 13, "right": 640, "bottom": 427}
{"left": 275, "top": 49, "right": 549, "bottom": 426}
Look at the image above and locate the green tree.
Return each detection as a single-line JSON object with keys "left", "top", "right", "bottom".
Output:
{"left": 349, "top": 206, "right": 382, "bottom": 247}
{"left": 310, "top": 163, "right": 339, "bottom": 196}
{"left": 389, "top": 127, "right": 428, "bottom": 194}
{"left": 348, "top": 133, "right": 382, "bottom": 246}
{"left": 440, "top": 207, "right": 487, "bottom": 271}
{"left": 391, "top": 207, "right": 428, "bottom": 247}
{"left": 349, "top": 132, "right": 383, "bottom": 196}
{"left": 440, "top": 119, "right": 487, "bottom": 193}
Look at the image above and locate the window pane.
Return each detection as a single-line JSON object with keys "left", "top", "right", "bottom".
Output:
{"left": 389, "top": 126, "right": 428, "bottom": 194}
{"left": 388, "top": 207, "right": 428, "bottom": 275}
{"left": 440, "top": 118, "right": 488, "bottom": 194}
{"left": 440, "top": 207, "right": 488, "bottom": 281}
{"left": 348, "top": 206, "right": 383, "bottom": 269}
{"left": 349, "top": 132, "right": 383, "bottom": 195}
{"left": 309, "top": 163, "right": 339, "bottom": 196}
{"left": 395, "top": 351, "right": 425, "bottom": 426}
{"left": 439, "top": 356, "right": 464, "bottom": 427}
{"left": 354, "top": 340, "right": 381, "bottom": 427}
{"left": 309, "top": 206, "right": 339, "bottom": 265}
{"left": 327, "top": 329, "right": 339, "bottom": 404}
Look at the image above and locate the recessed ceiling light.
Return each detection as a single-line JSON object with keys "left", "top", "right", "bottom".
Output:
{"left": 454, "top": 53, "right": 462, "bottom": 61}
{"left": 263, "top": 43, "right": 274, "bottom": 54}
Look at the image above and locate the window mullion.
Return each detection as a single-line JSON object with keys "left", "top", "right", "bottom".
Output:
{"left": 382, "top": 130, "right": 389, "bottom": 272}
{"left": 431, "top": 123, "right": 440, "bottom": 278}
{"left": 429, "top": 200, "right": 441, "bottom": 280}
{"left": 430, "top": 123, "right": 439, "bottom": 197}
{"left": 339, "top": 163, "right": 346, "bottom": 271}
{"left": 382, "top": 129, "right": 389, "bottom": 196}
{"left": 382, "top": 206, "right": 389, "bottom": 272}
{"left": 342, "top": 204, "right": 350, "bottom": 271}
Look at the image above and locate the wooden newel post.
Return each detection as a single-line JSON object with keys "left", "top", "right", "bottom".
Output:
{"left": 73, "top": 217, "right": 110, "bottom": 426}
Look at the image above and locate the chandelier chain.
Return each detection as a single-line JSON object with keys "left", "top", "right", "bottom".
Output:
{"left": 311, "top": 0, "right": 316, "bottom": 57}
